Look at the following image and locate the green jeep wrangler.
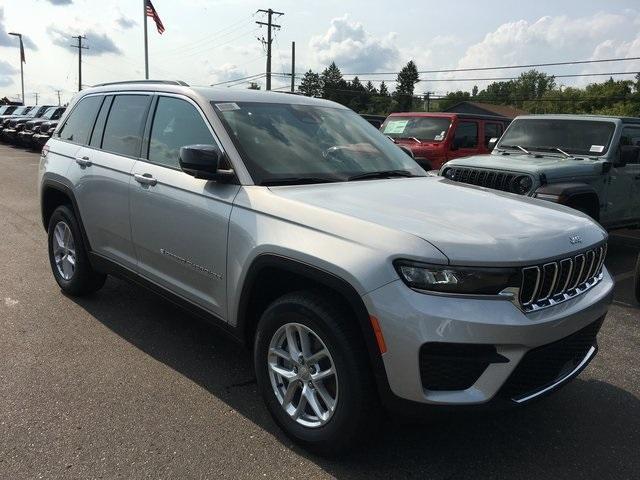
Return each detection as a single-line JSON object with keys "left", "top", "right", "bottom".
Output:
{"left": 440, "top": 114, "right": 640, "bottom": 230}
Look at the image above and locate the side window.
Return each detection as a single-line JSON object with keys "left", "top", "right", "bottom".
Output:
{"left": 101, "top": 95, "right": 151, "bottom": 157}
{"left": 620, "top": 127, "right": 640, "bottom": 164}
{"left": 89, "top": 96, "right": 113, "bottom": 148}
{"left": 57, "top": 96, "right": 103, "bottom": 145}
{"left": 453, "top": 121, "right": 478, "bottom": 149}
{"left": 484, "top": 123, "right": 503, "bottom": 147}
{"left": 148, "top": 96, "right": 215, "bottom": 168}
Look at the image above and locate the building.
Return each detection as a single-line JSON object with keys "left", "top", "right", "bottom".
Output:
{"left": 444, "top": 101, "right": 528, "bottom": 119}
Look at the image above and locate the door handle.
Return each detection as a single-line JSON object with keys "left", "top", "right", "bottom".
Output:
{"left": 76, "top": 156, "right": 92, "bottom": 167}
{"left": 134, "top": 173, "right": 157, "bottom": 186}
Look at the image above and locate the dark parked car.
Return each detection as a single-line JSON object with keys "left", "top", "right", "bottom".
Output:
{"left": 360, "top": 114, "right": 386, "bottom": 129}
{"left": 0, "top": 105, "right": 32, "bottom": 133}
{"left": 1, "top": 105, "right": 54, "bottom": 143}
{"left": 380, "top": 112, "right": 511, "bottom": 171}
{"left": 32, "top": 119, "right": 61, "bottom": 148}
{"left": 17, "top": 107, "right": 66, "bottom": 147}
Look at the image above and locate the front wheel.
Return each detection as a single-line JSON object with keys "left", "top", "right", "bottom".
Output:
{"left": 254, "top": 291, "right": 380, "bottom": 455}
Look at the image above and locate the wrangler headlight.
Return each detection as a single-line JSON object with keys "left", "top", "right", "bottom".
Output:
{"left": 395, "top": 261, "right": 520, "bottom": 295}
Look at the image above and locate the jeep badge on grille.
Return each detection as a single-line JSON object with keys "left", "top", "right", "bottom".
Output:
{"left": 569, "top": 235, "right": 583, "bottom": 245}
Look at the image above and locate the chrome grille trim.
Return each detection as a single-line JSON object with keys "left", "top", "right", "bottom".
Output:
{"left": 517, "top": 243, "right": 607, "bottom": 312}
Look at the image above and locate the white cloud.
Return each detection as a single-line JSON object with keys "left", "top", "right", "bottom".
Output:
{"left": 0, "top": 60, "right": 17, "bottom": 87}
{"left": 309, "top": 15, "right": 399, "bottom": 73}
{"left": 0, "top": 7, "right": 37, "bottom": 50}
{"left": 47, "top": 25, "right": 122, "bottom": 56}
{"left": 208, "top": 63, "right": 249, "bottom": 85}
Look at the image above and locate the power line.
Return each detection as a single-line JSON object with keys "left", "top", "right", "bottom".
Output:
{"left": 340, "top": 56, "right": 640, "bottom": 76}
{"left": 210, "top": 73, "right": 266, "bottom": 86}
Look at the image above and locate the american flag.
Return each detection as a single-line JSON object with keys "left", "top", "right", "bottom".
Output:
{"left": 145, "top": 0, "right": 165, "bottom": 34}
{"left": 19, "top": 38, "right": 25, "bottom": 64}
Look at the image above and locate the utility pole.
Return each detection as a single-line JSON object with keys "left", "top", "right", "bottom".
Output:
{"left": 8, "top": 32, "right": 24, "bottom": 105}
{"left": 70, "top": 36, "right": 88, "bottom": 92}
{"left": 33, "top": 92, "right": 38, "bottom": 105}
{"left": 290, "top": 41, "right": 295, "bottom": 93}
{"left": 256, "top": 8, "right": 283, "bottom": 91}
{"left": 55, "top": 90, "right": 62, "bottom": 106}
{"left": 423, "top": 92, "right": 433, "bottom": 112}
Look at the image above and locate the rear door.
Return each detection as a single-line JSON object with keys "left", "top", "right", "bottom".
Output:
{"left": 70, "top": 93, "right": 152, "bottom": 269}
{"left": 129, "top": 94, "right": 240, "bottom": 318}
{"left": 448, "top": 120, "right": 480, "bottom": 160}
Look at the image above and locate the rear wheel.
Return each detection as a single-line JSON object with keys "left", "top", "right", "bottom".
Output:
{"left": 254, "top": 291, "right": 380, "bottom": 455}
{"left": 47, "top": 205, "right": 106, "bottom": 296}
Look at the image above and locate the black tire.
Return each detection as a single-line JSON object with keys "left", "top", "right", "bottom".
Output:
{"left": 47, "top": 205, "right": 106, "bottom": 296}
{"left": 634, "top": 253, "right": 640, "bottom": 304}
{"left": 254, "top": 290, "right": 380, "bottom": 456}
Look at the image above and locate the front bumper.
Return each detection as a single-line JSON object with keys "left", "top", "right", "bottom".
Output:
{"left": 363, "top": 267, "right": 613, "bottom": 407}
{"left": 17, "top": 130, "right": 35, "bottom": 144}
{"left": 2, "top": 128, "right": 20, "bottom": 142}
{"left": 33, "top": 134, "right": 51, "bottom": 147}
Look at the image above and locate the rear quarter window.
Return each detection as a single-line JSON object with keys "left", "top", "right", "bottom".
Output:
{"left": 57, "top": 96, "right": 104, "bottom": 145}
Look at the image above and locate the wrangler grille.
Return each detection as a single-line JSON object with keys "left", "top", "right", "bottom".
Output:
{"left": 519, "top": 244, "right": 607, "bottom": 311}
{"left": 443, "top": 167, "right": 521, "bottom": 193}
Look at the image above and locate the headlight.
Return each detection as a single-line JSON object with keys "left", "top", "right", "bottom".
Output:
{"left": 442, "top": 167, "right": 455, "bottom": 180}
{"left": 511, "top": 175, "right": 533, "bottom": 194}
{"left": 48, "top": 127, "right": 56, "bottom": 134}
{"left": 395, "top": 261, "right": 519, "bottom": 295}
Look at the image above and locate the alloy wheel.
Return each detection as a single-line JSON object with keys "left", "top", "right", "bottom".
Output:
{"left": 52, "top": 221, "right": 76, "bottom": 281}
{"left": 267, "top": 322, "right": 338, "bottom": 428}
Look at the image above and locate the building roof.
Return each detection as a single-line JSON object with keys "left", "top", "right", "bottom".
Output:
{"left": 444, "top": 101, "right": 528, "bottom": 119}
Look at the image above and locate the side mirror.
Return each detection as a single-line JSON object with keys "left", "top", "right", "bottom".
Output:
{"left": 398, "top": 145, "right": 414, "bottom": 158}
{"left": 617, "top": 145, "right": 640, "bottom": 167}
{"left": 488, "top": 137, "right": 498, "bottom": 150}
{"left": 179, "top": 144, "right": 234, "bottom": 181}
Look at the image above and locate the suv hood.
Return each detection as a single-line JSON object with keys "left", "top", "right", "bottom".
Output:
{"left": 267, "top": 177, "right": 606, "bottom": 266}
{"left": 446, "top": 153, "right": 605, "bottom": 180}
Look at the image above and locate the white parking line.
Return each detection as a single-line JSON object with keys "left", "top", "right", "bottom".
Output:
{"left": 613, "top": 300, "right": 638, "bottom": 308}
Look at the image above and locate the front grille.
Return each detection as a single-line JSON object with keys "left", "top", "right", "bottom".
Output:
{"left": 518, "top": 243, "right": 607, "bottom": 312}
{"left": 443, "top": 166, "right": 522, "bottom": 193}
{"left": 499, "top": 317, "right": 604, "bottom": 401}
{"left": 419, "top": 343, "right": 508, "bottom": 391}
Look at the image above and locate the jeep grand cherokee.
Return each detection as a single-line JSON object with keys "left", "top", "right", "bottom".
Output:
{"left": 39, "top": 81, "right": 613, "bottom": 454}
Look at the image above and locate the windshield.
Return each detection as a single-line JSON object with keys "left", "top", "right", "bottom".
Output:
{"left": 498, "top": 119, "right": 616, "bottom": 156}
{"left": 10, "top": 107, "right": 28, "bottom": 116}
{"left": 382, "top": 116, "right": 451, "bottom": 141}
{"left": 41, "top": 107, "right": 58, "bottom": 119}
{"left": 213, "top": 101, "right": 424, "bottom": 185}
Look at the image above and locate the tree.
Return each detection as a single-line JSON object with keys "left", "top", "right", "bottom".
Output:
{"left": 321, "top": 62, "right": 349, "bottom": 103}
{"left": 472, "top": 85, "right": 478, "bottom": 97}
{"left": 298, "top": 69, "right": 323, "bottom": 97}
{"left": 365, "top": 80, "right": 378, "bottom": 95}
{"left": 394, "top": 60, "right": 419, "bottom": 111}
{"left": 247, "top": 82, "right": 261, "bottom": 90}
{"left": 379, "top": 81, "right": 389, "bottom": 96}
{"left": 438, "top": 90, "right": 471, "bottom": 110}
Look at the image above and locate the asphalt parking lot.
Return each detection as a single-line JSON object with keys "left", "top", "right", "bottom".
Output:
{"left": 0, "top": 143, "right": 638, "bottom": 479}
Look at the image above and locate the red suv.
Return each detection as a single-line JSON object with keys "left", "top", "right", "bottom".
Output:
{"left": 380, "top": 112, "right": 510, "bottom": 170}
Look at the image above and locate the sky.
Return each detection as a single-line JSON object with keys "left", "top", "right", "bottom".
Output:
{"left": 1, "top": 0, "right": 639, "bottom": 105}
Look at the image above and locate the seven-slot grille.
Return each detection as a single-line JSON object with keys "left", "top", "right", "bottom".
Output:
{"left": 519, "top": 243, "right": 607, "bottom": 311}
{"left": 443, "top": 167, "right": 518, "bottom": 192}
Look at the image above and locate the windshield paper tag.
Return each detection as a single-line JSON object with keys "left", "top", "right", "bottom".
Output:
{"left": 215, "top": 102, "right": 240, "bottom": 111}
{"left": 383, "top": 120, "right": 408, "bottom": 134}
{"left": 589, "top": 145, "right": 605, "bottom": 153}
{"left": 434, "top": 131, "right": 445, "bottom": 141}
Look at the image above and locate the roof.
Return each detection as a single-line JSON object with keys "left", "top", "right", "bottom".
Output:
{"left": 444, "top": 101, "right": 528, "bottom": 119}
{"left": 386, "top": 111, "right": 510, "bottom": 121}
{"left": 514, "top": 114, "right": 639, "bottom": 124}
{"left": 80, "top": 80, "right": 346, "bottom": 109}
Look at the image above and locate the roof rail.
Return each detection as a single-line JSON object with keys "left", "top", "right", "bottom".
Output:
{"left": 93, "top": 80, "right": 189, "bottom": 87}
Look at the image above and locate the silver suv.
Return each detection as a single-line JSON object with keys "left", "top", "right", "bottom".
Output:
{"left": 39, "top": 81, "right": 613, "bottom": 454}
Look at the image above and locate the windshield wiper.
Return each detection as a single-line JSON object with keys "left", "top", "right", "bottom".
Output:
{"left": 347, "top": 169, "right": 418, "bottom": 181}
{"left": 528, "top": 146, "right": 574, "bottom": 158}
{"left": 261, "top": 176, "right": 340, "bottom": 186}
{"left": 501, "top": 144, "right": 531, "bottom": 155}
{"left": 396, "top": 137, "right": 423, "bottom": 144}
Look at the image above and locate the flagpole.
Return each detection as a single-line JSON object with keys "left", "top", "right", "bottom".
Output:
{"left": 8, "top": 32, "right": 24, "bottom": 104}
{"left": 143, "top": 0, "right": 149, "bottom": 79}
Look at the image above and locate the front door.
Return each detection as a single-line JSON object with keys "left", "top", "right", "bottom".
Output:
{"left": 448, "top": 120, "right": 480, "bottom": 160}
{"left": 129, "top": 95, "right": 240, "bottom": 318}
{"left": 602, "top": 126, "right": 640, "bottom": 226}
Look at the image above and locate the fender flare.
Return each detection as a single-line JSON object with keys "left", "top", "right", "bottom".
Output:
{"left": 534, "top": 182, "right": 600, "bottom": 218}
{"left": 40, "top": 177, "right": 93, "bottom": 251}
{"left": 236, "top": 253, "right": 392, "bottom": 399}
